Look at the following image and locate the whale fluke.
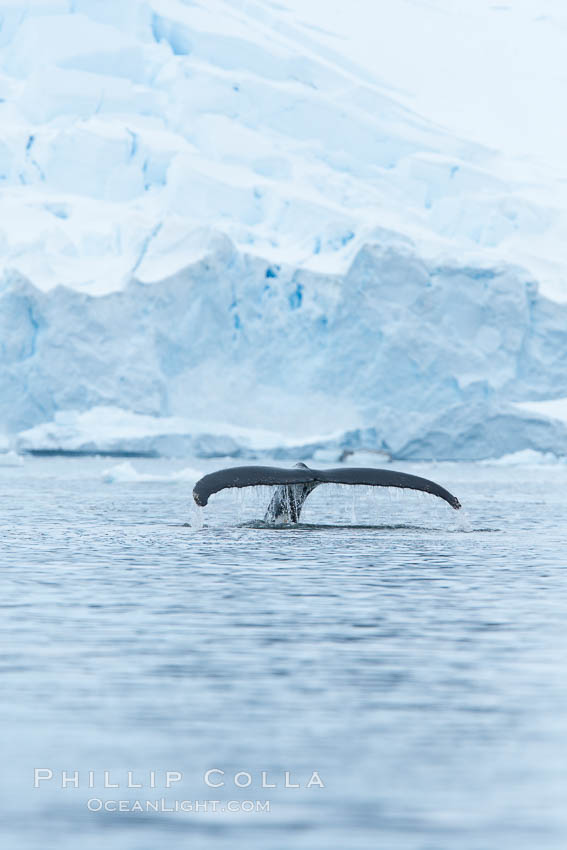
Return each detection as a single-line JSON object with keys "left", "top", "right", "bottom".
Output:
{"left": 192, "top": 463, "right": 461, "bottom": 523}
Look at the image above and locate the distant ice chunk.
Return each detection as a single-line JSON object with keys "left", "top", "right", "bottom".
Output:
{"left": 480, "top": 449, "right": 565, "bottom": 466}
{"left": 0, "top": 450, "right": 24, "bottom": 467}
{"left": 311, "top": 448, "right": 343, "bottom": 464}
{"left": 102, "top": 460, "right": 201, "bottom": 483}
{"left": 338, "top": 450, "right": 392, "bottom": 466}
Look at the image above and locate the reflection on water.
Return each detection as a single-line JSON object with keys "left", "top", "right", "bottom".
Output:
{"left": 1, "top": 456, "right": 567, "bottom": 850}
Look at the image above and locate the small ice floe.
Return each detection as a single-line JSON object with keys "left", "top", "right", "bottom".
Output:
{"left": 311, "top": 448, "right": 342, "bottom": 463}
{"left": 338, "top": 449, "right": 392, "bottom": 465}
{"left": 311, "top": 448, "right": 392, "bottom": 465}
{"left": 481, "top": 449, "right": 564, "bottom": 466}
{"left": 0, "top": 451, "right": 24, "bottom": 467}
{"left": 102, "top": 461, "right": 201, "bottom": 484}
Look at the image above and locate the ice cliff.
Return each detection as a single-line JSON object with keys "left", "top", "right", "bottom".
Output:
{"left": 2, "top": 0, "right": 567, "bottom": 459}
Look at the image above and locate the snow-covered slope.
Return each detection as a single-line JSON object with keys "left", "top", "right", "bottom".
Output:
{"left": 2, "top": 0, "right": 567, "bottom": 459}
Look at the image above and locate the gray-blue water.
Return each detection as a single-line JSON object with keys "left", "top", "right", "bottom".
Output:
{"left": 1, "top": 456, "right": 567, "bottom": 849}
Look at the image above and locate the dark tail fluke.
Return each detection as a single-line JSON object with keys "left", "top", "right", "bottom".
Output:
{"left": 192, "top": 463, "right": 461, "bottom": 522}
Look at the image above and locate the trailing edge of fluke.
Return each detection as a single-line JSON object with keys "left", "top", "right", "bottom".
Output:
{"left": 192, "top": 463, "right": 461, "bottom": 524}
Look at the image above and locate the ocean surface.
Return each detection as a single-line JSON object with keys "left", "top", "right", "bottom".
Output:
{"left": 1, "top": 455, "right": 566, "bottom": 850}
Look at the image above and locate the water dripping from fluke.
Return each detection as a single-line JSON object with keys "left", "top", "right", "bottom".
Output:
{"left": 190, "top": 501, "right": 204, "bottom": 530}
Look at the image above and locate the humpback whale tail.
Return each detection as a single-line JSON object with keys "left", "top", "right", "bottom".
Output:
{"left": 193, "top": 463, "right": 461, "bottom": 523}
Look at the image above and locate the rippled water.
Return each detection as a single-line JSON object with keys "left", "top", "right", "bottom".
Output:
{"left": 2, "top": 456, "right": 567, "bottom": 849}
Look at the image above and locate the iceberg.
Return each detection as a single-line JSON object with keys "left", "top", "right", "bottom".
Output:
{"left": 7, "top": 241, "right": 567, "bottom": 460}
{"left": 2, "top": 1, "right": 567, "bottom": 460}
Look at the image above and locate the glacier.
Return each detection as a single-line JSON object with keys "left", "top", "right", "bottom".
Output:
{"left": 2, "top": 0, "right": 567, "bottom": 460}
